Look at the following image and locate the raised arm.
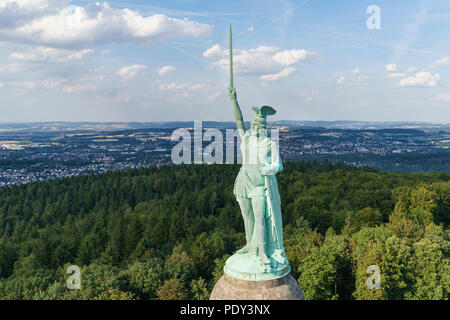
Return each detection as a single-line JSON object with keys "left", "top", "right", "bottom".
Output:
{"left": 228, "top": 87, "right": 246, "bottom": 135}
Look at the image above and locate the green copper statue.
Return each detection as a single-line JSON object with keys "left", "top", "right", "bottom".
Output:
{"left": 224, "top": 25, "right": 290, "bottom": 281}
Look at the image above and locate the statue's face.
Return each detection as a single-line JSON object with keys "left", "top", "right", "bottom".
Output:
{"left": 250, "top": 122, "right": 266, "bottom": 137}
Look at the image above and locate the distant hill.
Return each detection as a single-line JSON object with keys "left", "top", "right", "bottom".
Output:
{"left": 0, "top": 121, "right": 448, "bottom": 133}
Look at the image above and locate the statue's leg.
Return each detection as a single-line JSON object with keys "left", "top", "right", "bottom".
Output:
{"left": 236, "top": 196, "right": 254, "bottom": 254}
{"left": 251, "top": 196, "right": 270, "bottom": 264}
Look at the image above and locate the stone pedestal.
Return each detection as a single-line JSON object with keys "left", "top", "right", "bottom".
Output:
{"left": 210, "top": 273, "right": 304, "bottom": 300}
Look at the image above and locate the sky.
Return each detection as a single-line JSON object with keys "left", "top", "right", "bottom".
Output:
{"left": 0, "top": 0, "right": 449, "bottom": 123}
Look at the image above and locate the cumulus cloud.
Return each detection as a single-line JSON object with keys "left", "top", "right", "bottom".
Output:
{"left": 202, "top": 44, "right": 315, "bottom": 81}
{"left": 64, "top": 83, "right": 97, "bottom": 93}
{"left": 0, "top": 0, "right": 69, "bottom": 28}
{"left": 336, "top": 68, "right": 367, "bottom": 86}
{"left": 386, "top": 64, "right": 398, "bottom": 72}
{"left": 208, "top": 91, "right": 221, "bottom": 101}
{"left": 6, "top": 78, "right": 64, "bottom": 89}
{"left": 432, "top": 57, "right": 450, "bottom": 68}
{"left": 0, "top": 2, "right": 213, "bottom": 47}
{"left": 67, "top": 49, "right": 94, "bottom": 60}
{"left": 158, "top": 81, "right": 210, "bottom": 91}
{"left": 399, "top": 71, "right": 440, "bottom": 87}
{"left": 10, "top": 46, "right": 94, "bottom": 62}
{"left": 158, "top": 82, "right": 188, "bottom": 90}
{"left": 116, "top": 64, "right": 147, "bottom": 80}
{"left": 0, "top": 62, "right": 24, "bottom": 73}
{"left": 261, "top": 67, "right": 295, "bottom": 81}
{"left": 157, "top": 65, "right": 175, "bottom": 77}
{"left": 202, "top": 44, "right": 226, "bottom": 59}
{"left": 387, "top": 72, "right": 406, "bottom": 78}
{"left": 158, "top": 80, "right": 212, "bottom": 100}
{"left": 63, "top": 75, "right": 103, "bottom": 93}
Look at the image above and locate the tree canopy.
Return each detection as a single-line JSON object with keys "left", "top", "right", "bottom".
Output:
{"left": 0, "top": 161, "right": 448, "bottom": 299}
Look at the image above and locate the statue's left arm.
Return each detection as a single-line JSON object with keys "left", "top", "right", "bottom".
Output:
{"left": 260, "top": 140, "right": 283, "bottom": 175}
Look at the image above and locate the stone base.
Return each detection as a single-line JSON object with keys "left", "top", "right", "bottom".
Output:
{"left": 210, "top": 273, "right": 304, "bottom": 300}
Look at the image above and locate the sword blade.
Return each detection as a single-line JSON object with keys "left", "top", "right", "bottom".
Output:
{"left": 229, "top": 24, "right": 234, "bottom": 89}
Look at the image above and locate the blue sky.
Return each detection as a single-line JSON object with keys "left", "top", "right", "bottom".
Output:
{"left": 0, "top": 0, "right": 449, "bottom": 123}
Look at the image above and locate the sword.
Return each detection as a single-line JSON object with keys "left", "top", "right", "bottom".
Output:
{"left": 229, "top": 24, "right": 234, "bottom": 90}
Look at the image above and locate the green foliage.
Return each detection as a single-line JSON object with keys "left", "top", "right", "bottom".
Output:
{"left": 406, "top": 224, "right": 450, "bottom": 300}
{"left": 190, "top": 232, "right": 226, "bottom": 278}
{"left": 298, "top": 247, "right": 338, "bottom": 300}
{"left": 210, "top": 253, "right": 231, "bottom": 290}
{"left": 156, "top": 279, "right": 188, "bottom": 300}
{"left": 93, "top": 288, "right": 136, "bottom": 300}
{"left": 297, "top": 230, "right": 353, "bottom": 300}
{"left": 123, "top": 258, "right": 164, "bottom": 300}
{"left": 190, "top": 278, "right": 210, "bottom": 300}
{"left": 60, "top": 262, "right": 127, "bottom": 300}
{"left": 165, "top": 245, "right": 196, "bottom": 286}
{"left": 351, "top": 228, "right": 415, "bottom": 300}
{"left": 0, "top": 161, "right": 448, "bottom": 300}
{"left": 349, "top": 207, "right": 383, "bottom": 231}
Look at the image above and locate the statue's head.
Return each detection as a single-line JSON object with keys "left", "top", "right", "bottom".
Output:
{"left": 250, "top": 106, "right": 276, "bottom": 137}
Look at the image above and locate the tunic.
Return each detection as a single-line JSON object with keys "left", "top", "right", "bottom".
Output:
{"left": 233, "top": 131, "right": 283, "bottom": 199}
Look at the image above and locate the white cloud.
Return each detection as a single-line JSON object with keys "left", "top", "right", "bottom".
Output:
{"left": 64, "top": 83, "right": 97, "bottom": 93}
{"left": 399, "top": 71, "right": 440, "bottom": 87}
{"left": 158, "top": 81, "right": 210, "bottom": 91}
{"left": 272, "top": 49, "right": 311, "bottom": 66}
{"left": 261, "top": 67, "right": 295, "bottom": 81}
{"left": 434, "top": 93, "right": 450, "bottom": 102}
{"left": 157, "top": 65, "right": 175, "bottom": 77}
{"left": 8, "top": 78, "right": 64, "bottom": 89}
{"left": 101, "top": 50, "right": 111, "bottom": 55}
{"left": 0, "top": 1, "right": 67, "bottom": 10}
{"left": 0, "top": 0, "right": 69, "bottom": 28}
{"left": 10, "top": 46, "right": 94, "bottom": 62}
{"left": 386, "top": 64, "right": 398, "bottom": 72}
{"left": 238, "top": 26, "right": 255, "bottom": 35}
{"left": 0, "top": 62, "right": 23, "bottom": 73}
{"left": 159, "top": 82, "right": 188, "bottom": 90}
{"left": 208, "top": 91, "right": 221, "bottom": 101}
{"left": 432, "top": 57, "right": 450, "bottom": 68}
{"left": 63, "top": 75, "right": 103, "bottom": 93}
{"left": 0, "top": 2, "right": 213, "bottom": 47}
{"left": 202, "top": 44, "right": 226, "bottom": 59}
{"left": 336, "top": 68, "right": 367, "bottom": 86}
{"left": 202, "top": 44, "right": 315, "bottom": 80}
{"left": 407, "top": 66, "right": 417, "bottom": 72}
{"left": 67, "top": 49, "right": 94, "bottom": 60}
{"left": 189, "top": 82, "right": 208, "bottom": 90}
{"left": 158, "top": 80, "right": 212, "bottom": 100}
{"left": 116, "top": 64, "right": 147, "bottom": 80}
{"left": 299, "top": 90, "right": 325, "bottom": 102}
{"left": 387, "top": 72, "right": 406, "bottom": 78}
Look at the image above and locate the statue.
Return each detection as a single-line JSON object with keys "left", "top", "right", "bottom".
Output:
{"left": 224, "top": 25, "right": 290, "bottom": 281}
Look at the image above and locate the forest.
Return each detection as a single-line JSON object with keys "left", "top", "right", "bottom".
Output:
{"left": 0, "top": 161, "right": 448, "bottom": 300}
